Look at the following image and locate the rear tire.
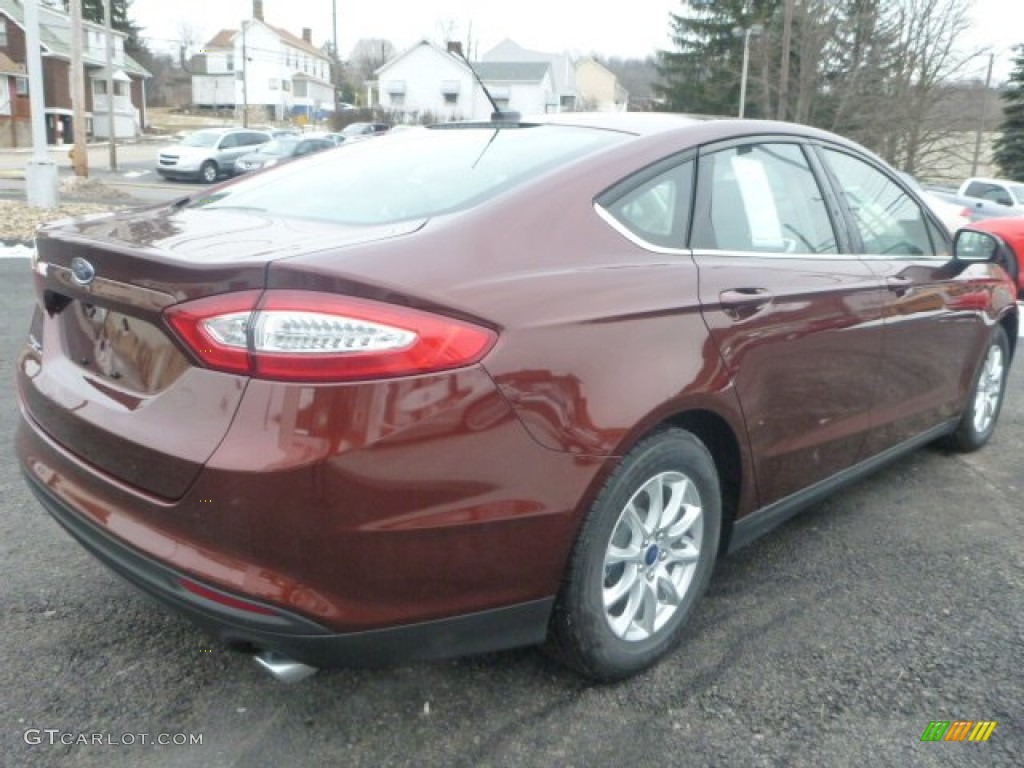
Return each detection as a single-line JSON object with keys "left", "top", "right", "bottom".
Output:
{"left": 547, "top": 428, "right": 721, "bottom": 681}
{"left": 946, "top": 326, "right": 1010, "bottom": 452}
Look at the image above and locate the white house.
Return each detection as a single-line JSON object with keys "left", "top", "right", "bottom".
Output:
{"left": 373, "top": 40, "right": 556, "bottom": 122}
{"left": 483, "top": 39, "right": 577, "bottom": 112}
{"left": 482, "top": 40, "right": 630, "bottom": 113}
{"left": 191, "top": 2, "right": 334, "bottom": 122}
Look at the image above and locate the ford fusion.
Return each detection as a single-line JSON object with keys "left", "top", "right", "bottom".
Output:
{"left": 16, "top": 114, "right": 1018, "bottom": 682}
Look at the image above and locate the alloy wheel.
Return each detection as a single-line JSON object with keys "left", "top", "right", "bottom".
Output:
{"left": 602, "top": 471, "right": 703, "bottom": 642}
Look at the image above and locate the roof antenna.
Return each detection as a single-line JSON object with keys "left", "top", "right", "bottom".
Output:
{"left": 447, "top": 42, "right": 521, "bottom": 125}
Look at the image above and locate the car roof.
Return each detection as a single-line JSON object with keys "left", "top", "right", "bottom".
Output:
{"left": 489, "top": 113, "right": 868, "bottom": 149}
{"left": 966, "top": 177, "right": 1023, "bottom": 186}
{"left": 193, "top": 127, "right": 268, "bottom": 136}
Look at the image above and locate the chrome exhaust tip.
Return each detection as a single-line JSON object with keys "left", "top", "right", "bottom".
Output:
{"left": 253, "top": 651, "right": 318, "bottom": 683}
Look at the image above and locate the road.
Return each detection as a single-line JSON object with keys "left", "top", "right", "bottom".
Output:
{"left": 0, "top": 256, "right": 1021, "bottom": 768}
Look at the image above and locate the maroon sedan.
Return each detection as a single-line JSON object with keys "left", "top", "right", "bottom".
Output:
{"left": 16, "top": 114, "right": 1018, "bottom": 682}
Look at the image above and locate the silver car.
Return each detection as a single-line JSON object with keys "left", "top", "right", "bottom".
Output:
{"left": 156, "top": 128, "right": 271, "bottom": 183}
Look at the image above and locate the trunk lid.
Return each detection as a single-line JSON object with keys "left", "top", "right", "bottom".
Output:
{"left": 19, "top": 205, "right": 420, "bottom": 499}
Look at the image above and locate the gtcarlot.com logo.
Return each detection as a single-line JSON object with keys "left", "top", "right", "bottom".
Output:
{"left": 921, "top": 720, "right": 997, "bottom": 742}
{"left": 24, "top": 729, "right": 203, "bottom": 747}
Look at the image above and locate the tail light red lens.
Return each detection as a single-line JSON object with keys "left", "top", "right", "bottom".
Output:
{"left": 165, "top": 290, "right": 497, "bottom": 382}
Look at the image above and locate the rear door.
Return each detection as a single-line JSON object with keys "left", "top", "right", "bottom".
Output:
{"left": 691, "top": 139, "right": 888, "bottom": 506}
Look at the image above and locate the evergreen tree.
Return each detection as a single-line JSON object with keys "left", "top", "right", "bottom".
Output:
{"left": 994, "top": 46, "right": 1024, "bottom": 181}
{"left": 62, "top": 0, "right": 145, "bottom": 54}
{"left": 654, "top": 0, "right": 779, "bottom": 117}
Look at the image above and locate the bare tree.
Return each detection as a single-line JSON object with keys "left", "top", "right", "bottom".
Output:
{"left": 885, "top": 0, "right": 976, "bottom": 173}
{"left": 348, "top": 38, "right": 397, "bottom": 83}
{"left": 819, "top": 0, "right": 978, "bottom": 175}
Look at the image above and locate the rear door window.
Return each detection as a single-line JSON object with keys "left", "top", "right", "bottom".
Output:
{"left": 691, "top": 142, "right": 838, "bottom": 254}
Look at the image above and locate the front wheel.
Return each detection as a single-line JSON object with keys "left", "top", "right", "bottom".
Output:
{"left": 198, "top": 161, "right": 218, "bottom": 184}
{"left": 946, "top": 326, "right": 1010, "bottom": 452}
{"left": 547, "top": 428, "right": 721, "bottom": 681}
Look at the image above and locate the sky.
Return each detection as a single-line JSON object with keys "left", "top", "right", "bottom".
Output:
{"left": 129, "top": 0, "right": 680, "bottom": 61}
{"left": 128, "top": 0, "right": 1024, "bottom": 81}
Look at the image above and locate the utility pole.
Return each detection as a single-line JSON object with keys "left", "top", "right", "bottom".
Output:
{"left": 971, "top": 53, "right": 995, "bottom": 177}
{"left": 241, "top": 20, "right": 249, "bottom": 127}
{"left": 23, "top": 0, "right": 58, "bottom": 207}
{"left": 104, "top": 0, "right": 117, "bottom": 171}
{"left": 69, "top": 0, "right": 88, "bottom": 176}
{"left": 777, "top": 0, "right": 795, "bottom": 120}
{"left": 332, "top": 0, "right": 338, "bottom": 63}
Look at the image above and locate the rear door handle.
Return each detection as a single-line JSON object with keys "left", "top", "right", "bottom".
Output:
{"left": 719, "top": 288, "right": 773, "bottom": 320}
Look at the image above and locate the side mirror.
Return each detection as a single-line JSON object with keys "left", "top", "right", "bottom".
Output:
{"left": 954, "top": 229, "right": 1019, "bottom": 286}
{"left": 954, "top": 229, "right": 1001, "bottom": 262}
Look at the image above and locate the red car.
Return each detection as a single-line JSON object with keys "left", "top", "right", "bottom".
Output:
{"left": 969, "top": 217, "right": 1024, "bottom": 298}
{"left": 16, "top": 114, "right": 1018, "bottom": 683}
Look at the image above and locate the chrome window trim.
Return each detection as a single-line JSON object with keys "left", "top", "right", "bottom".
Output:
{"left": 593, "top": 203, "right": 690, "bottom": 256}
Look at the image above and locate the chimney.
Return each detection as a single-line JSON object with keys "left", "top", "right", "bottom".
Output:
{"left": 253, "top": 0, "right": 264, "bottom": 21}
{"left": 447, "top": 41, "right": 464, "bottom": 58}
{"left": 302, "top": 28, "right": 312, "bottom": 44}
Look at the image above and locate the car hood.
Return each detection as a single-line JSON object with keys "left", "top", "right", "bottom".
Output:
{"left": 160, "top": 144, "right": 211, "bottom": 158}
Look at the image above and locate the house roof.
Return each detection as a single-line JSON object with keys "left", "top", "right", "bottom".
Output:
{"left": 376, "top": 40, "right": 467, "bottom": 78}
{"left": 0, "top": 0, "right": 150, "bottom": 77}
{"left": 271, "top": 25, "right": 327, "bottom": 59}
{"left": 202, "top": 29, "right": 236, "bottom": 49}
{"left": 199, "top": 22, "right": 328, "bottom": 61}
{"left": 474, "top": 61, "right": 551, "bottom": 83}
{"left": 482, "top": 39, "right": 575, "bottom": 95}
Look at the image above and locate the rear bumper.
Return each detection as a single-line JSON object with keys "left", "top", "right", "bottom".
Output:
{"left": 23, "top": 468, "right": 553, "bottom": 667}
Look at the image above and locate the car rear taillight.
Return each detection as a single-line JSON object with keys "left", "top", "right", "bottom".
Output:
{"left": 165, "top": 290, "right": 497, "bottom": 382}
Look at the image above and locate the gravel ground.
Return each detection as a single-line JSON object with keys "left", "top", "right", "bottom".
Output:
{"left": 0, "top": 179, "right": 131, "bottom": 243}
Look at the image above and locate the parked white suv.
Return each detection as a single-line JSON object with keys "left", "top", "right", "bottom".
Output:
{"left": 156, "top": 128, "right": 271, "bottom": 183}
{"left": 958, "top": 177, "right": 1024, "bottom": 212}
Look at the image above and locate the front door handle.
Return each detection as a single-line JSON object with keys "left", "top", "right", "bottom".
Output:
{"left": 719, "top": 288, "right": 773, "bottom": 320}
{"left": 886, "top": 276, "right": 913, "bottom": 296}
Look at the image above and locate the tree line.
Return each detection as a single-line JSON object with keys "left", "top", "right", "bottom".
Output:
{"left": 654, "top": 0, "right": 1000, "bottom": 179}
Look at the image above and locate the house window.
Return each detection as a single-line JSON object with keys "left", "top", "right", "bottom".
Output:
{"left": 94, "top": 80, "right": 107, "bottom": 95}
{"left": 444, "top": 93, "right": 458, "bottom": 106}
{"left": 390, "top": 93, "right": 405, "bottom": 108}
{"left": 16, "top": 77, "right": 28, "bottom": 96}
{"left": 269, "top": 78, "right": 279, "bottom": 90}
{"left": 282, "top": 80, "right": 291, "bottom": 92}
{"left": 0, "top": 19, "right": 7, "bottom": 48}
{"left": 226, "top": 54, "right": 234, "bottom": 72}
{"left": 115, "top": 81, "right": 128, "bottom": 97}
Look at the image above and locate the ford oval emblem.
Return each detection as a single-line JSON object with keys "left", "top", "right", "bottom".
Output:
{"left": 70, "top": 257, "right": 96, "bottom": 286}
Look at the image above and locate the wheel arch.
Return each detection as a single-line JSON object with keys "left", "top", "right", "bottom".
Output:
{"left": 585, "top": 407, "right": 747, "bottom": 560}
{"left": 661, "top": 409, "right": 744, "bottom": 557}
{"left": 999, "top": 310, "right": 1018, "bottom": 362}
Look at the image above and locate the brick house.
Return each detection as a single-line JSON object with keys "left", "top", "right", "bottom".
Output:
{"left": 0, "top": 0, "right": 150, "bottom": 148}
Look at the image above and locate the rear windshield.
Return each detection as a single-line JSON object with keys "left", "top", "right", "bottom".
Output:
{"left": 188, "top": 125, "right": 626, "bottom": 225}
